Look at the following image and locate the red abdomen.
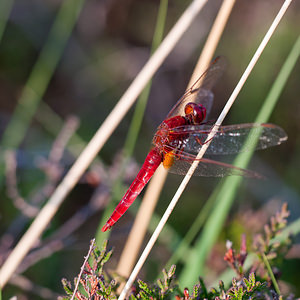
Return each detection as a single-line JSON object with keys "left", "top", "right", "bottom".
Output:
{"left": 101, "top": 148, "right": 162, "bottom": 232}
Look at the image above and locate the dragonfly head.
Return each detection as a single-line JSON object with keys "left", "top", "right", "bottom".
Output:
{"left": 184, "top": 102, "right": 206, "bottom": 125}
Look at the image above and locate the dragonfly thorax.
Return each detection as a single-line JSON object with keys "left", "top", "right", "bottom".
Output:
{"left": 153, "top": 116, "right": 188, "bottom": 153}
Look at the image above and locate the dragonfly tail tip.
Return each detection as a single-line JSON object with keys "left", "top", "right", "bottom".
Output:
{"left": 101, "top": 223, "right": 111, "bottom": 232}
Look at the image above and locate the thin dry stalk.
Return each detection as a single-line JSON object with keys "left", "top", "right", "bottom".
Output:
{"left": 33, "top": 116, "right": 80, "bottom": 205}
{"left": 188, "top": 0, "right": 236, "bottom": 87}
{"left": 115, "top": 0, "right": 236, "bottom": 285}
{"left": 48, "top": 115, "right": 79, "bottom": 164}
{"left": 5, "top": 151, "right": 39, "bottom": 218}
{"left": 18, "top": 188, "right": 109, "bottom": 273}
{"left": 9, "top": 274, "right": 59, "bottom": 299}
{"left": 118, "top": 1, "right": 292, "bottom": 298}
{"left": 71, "top": 239, "right": 96, "bottom": 300}
{"left": 0, "top": 118, "right": 79, "bottom": 258}
{"left": 0, "top": 0, "right": 209, "bottom": 288}
{"left": 17, "top": 239, "right": 67, "bottom": 274}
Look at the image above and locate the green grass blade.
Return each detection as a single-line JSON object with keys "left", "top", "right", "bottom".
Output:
{"left": 96, "top": 0, "right": 169, "bottom": 244}
{"left": 165, "top": 184, "right": 221, "bottom": 268}
{"left": 122, "top": 0, "right": 168, "bottom": 158}
{"left": 0, "top": 0, "right": 14, "bottom": 42}
{"left": 255, "top": 34, "right": 300, "bottom": 123}
{"left": 179, "top": 35, "right": 300, "bottom": 288}
{"left": 0, "top": 0, "right": 85, "bottom": 152}
{"left": 262, "top": 252, "right": 281, "bottom": 295}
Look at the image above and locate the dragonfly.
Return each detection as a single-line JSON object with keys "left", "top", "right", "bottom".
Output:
{"left": 101, "top": 57, "right": 287, "bottom": 232}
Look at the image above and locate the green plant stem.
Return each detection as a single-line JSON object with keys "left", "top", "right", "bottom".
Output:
{"left": 179, "top": 34, "right": 300, "bottom": 288}
{"left": 96, "top": 0, "right": 168, "bottom": 244}
{"left": 0, "top": 0, "right": 14, "bottom": 42}
{"left": 165, "top": 184, "right": 221, "bottom": 268}
{"left": 262, "top": 252, "right": 281, "bottom": 295}
{"left": 0, "top": 0, "right": 85, "bottom": 175}
{"left": 122, "top": 0, "right": 168, "bottom": 159}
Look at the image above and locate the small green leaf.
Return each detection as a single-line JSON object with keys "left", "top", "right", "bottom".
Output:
{"left": 139, "top": 290, "right": 148, "bottom": 299}
{"left": 193, "top": 283, "right": 200, "bottom": 298}
{"left": 200, "top": 277, "right": 208, "bottom": 297}
{"left": 102, "top": 250, "right": 113, "bottom": 264}
{"left": 138, "top": 279, "right": 154, "bottom": 296}
{"left": 168, "top": 265, "right": 176, "bottom": 278}
{"left": 157, "top": 279, "right": 164, "bottom": 290}
{"left": 237, "top": 286, "right": 244, "bottom": 300}
{"left": 61, "top": 278, "right": 73, "bottom": 296}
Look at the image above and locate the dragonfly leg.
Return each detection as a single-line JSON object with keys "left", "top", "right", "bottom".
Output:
{"left": 195, "top": 135, "right": 214, "bottom": 146}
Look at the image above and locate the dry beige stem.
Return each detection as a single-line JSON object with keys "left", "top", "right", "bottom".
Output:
{"left": 116, "top": 165, "right": 168, "bottom": 288}
{"left": 188, "top": 0, "right": 237, "bottom": 87}
{"left": 115, "top": 0, "right": 236, "bottom": 288}
{"left": 118, "top": 0, "right": 293, "bottom": 298}
{"left": 0, "top": 0, "right": 210, "bottom": 289}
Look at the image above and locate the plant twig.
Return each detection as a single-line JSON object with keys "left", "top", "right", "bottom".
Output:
{"left": 71, "top": 238, "right": 96, "bottom": 300}
{"left": 5, "top": 151, "right": 39, "bottom": 217}
{"left": 33, "top": 116, "right": 80, "bottom": 204}
{"left": 118, "top": 0, "right": 292, "bottom": 298}
{"left": 18, "top": 185, "right": 109, "bottom": 273}
{"left": 9, "top": 274, "right": 59, "bottom": 300}
{"left": 48, "top": 115, "right": 79, "bottom": 164}
{"left": 0, "top": 0, "right": 209, "bottom": 288}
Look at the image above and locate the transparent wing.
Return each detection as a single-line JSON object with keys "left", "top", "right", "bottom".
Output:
{"left": 167, "top": 56, "right": 227, "bottom": 119}
{"left": 169, "top": 123, "right": 287, "bottom": 155}
{"left": 165, "top": 152, "right": 261, "bottom": 178}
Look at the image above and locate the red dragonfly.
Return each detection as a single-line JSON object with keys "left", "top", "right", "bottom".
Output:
{"left": 101, "top": 57, "right": 287, "bottom": 232}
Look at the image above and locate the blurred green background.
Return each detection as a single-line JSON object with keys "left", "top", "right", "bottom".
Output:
{"left": 0, "top": 0, "right": 299, "bottom": 298}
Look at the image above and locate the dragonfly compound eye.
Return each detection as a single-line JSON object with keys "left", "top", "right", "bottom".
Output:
{"left": 184, "top": 102, "right": 206, "bottom": 124}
